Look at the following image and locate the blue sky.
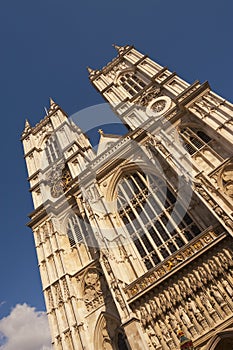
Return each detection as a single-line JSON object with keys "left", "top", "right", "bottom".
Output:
{"left": 0, "top": 0, "right": 232, "bottom": 348}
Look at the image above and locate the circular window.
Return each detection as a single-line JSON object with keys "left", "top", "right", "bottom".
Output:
{"left": 146, "top": 96, "right": 172, "bottom": 118}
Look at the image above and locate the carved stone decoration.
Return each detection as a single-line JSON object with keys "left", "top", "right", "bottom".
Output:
{"left": 146, "top": 96, "right": 172, "bottom": 118}
{"left": 111, "top": 281, "right": 127, "bottom": 314}
{"left": 43, "top": 223, "right": 49, "bottom": 240}
{"left": 167, "top": 312, "right": 180, "bottom": 331}
{"left": 149, "top": 299, "right": 159, "bottom": 320}
{"left": 102, "top": 319, "right": 112, "bottom": 350}
{"left": 218, "top": 162, "right": 233, "bottom": 198}
{"left": 187, "top": 298, "right": 202, "bottom": 320}
{"left": 187, "top": 273, "right": 199, "bottom": 292}
{"left": 47, "top": 289, "right": 54, "bottom": 310}
{"left": 136, "top": 87, "right": 161, "bottom": 106}
{"left": 194, "top": 182, "right": 215, "bottom": 207}
{"left": 54, "top": 283, "right": 63, "bottom": 306}
{"left": 46, "top": 163, "right": 72, "bottom": 198}
{"left": 94, "top": 314, "right": 119, "bottom": 350}
{"left": 200, "top": 292, "right": 215, "bottom": 314}
{"left": 158, "top": 319, "right": 176, "bottom": 349}
{"left": 209, "top": 285, "right": 225, "bottom": 304}
{"left": 102, "top": 254, "right": 115, "bottom": 281}
{"left": 83, "top": 268, "right": 106, "bottom": 312}
{"left": 178, "top": 306, "right": 193, "bottom": 328}
{"left": 131, "top": 247, "right": 233, "bottom": 348}
{"left": 146, "top": 325, "right": 162, "bottom": 349}
{"left": 62, "top": 279, "right": 70, "bottom": 300}
{"left": 221, "top": 278, "right": 233, "bottom": 297}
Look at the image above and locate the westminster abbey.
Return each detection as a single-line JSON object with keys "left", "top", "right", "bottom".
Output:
{"left": 22, "top": 45, "right": 233, "bottom": 349}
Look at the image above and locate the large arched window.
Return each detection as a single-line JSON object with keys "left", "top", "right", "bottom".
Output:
{"left": 118, "top": 71, "right": 146, "bottom": 97}
{"left": 117, "top": 171, "right": 201, "bottom": 270}
{"left": 67, "top": 214, "right": 89, "bottom": 247}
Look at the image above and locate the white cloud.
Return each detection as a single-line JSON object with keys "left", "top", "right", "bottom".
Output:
{"left": 0, "top": 304, "right": 52, "bottom": 350}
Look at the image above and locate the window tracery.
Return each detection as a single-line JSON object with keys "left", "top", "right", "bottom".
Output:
{"left": 117, "top": 171, "right": 201, "bottom": 270}
{"left": 47, "top": 165, "right": 72, "bottom": 198}
{"left": 179, "top": 127, "right": 212, "bottom": 156}
{"left": 179, "top": 126, "right": 228, "bottom": 172}
{"left": 45, "top": 137, "right": 60, "bottom": 164}
{"left": 118, "top": 71, "right": 146, "bottom": 97}
{"left": 67, "top": 214, "right": 89, "bottom": 247}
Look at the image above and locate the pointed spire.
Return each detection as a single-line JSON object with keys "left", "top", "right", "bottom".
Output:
{"left": 49, "top": 97, "right": 56, "bottom": 107}
{"left": 24, "top": 118, "right": 31, "bottom": 129}
{"left": 112, "top": 44, "right": 129, "bottom": 55}
{"left": 112, "top": 43, "right": 121, "bottom": 51}
{"left": 87, "top": 66, "right": 94, "bottom": 74}
{"left": 86, "top": 66, "right": 98, "bottom": 77}
{"left": 47, "top": 97, "right": 58, "bottom": 114}
{"left": 22, "top": 118, "right": 31, "bottom": 137}
{"left": 98, "top": 128, "right": 104, "bottom": 136}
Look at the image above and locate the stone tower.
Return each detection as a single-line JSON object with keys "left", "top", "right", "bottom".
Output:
{"left": 22, "top": 46, "right": 233, "bottom": 350}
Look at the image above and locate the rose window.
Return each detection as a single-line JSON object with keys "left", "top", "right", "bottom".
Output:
{"left": 151, "top": 99, "right": 167, "bottom": 113}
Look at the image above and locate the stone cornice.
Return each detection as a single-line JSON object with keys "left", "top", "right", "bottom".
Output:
{"left": 177, "top": 81, "right": 210, "bottom": 107}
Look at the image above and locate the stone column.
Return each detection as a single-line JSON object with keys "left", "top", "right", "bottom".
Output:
{"left": 122, "top": 317, "right": 150, "bottom": 350}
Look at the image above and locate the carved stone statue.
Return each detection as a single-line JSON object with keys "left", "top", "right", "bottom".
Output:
{"left": 159, "top": 293, "right": 169, "bottom": 311}
{"left": 167, "top": 312, "right": 179, "bottom": 330}
{"left": 140, "top": 306, "right": 148, "bottom": 327}
{"left": 149, "top": 299, "right": 158, "bottom": 319}
{"left": 193, "top": 269, "right": 203, "bottom": 288}
{"left": 178, "top": 280, "right": 187, "bottom": 298}
{"left": 168, "top": 286, "right": 177, "bottom": 305}
{"left": 221, "top": 279, "right": 233, "bottom": 297}
{"left": 197, "top": 266, "right": 208, "bottom": 284}
{"left": 187, "top": 298, "right": 201, "bottom": 315}
{"left": 210, "top": 286, "right": 225, "bottom": 304}
{"left": 187, "top": 273, "right": 198, "bottom": 291}
{"left": 199, "top": 292, "right": 215, "bottom": 313}
{"left": 158, "top": 319, "right": 171, "bottom": 339}
{"left": 178, "top": 306, "right": 192, "bottom": 327}
{"left": 207, "top": 259, "right": 219, "bottom": 277}
{"left": 147, "top": 325, "right": 161, "bottom": 347}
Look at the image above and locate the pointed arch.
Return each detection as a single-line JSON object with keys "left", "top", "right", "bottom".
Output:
{"left": 114, "top": 67, "right": 136, "bottom": 85}
{"left": 38, "top": 132, "right": 53, "bottom": 149}
{"left": 115, "top": 68, "right": 148, "bottom": 97}
{"left": 37, "top": 131, "right": 61, "bottom": 166}
{"left": 105, "top": 161, "right": 163, "bottom": 202}
{"left": 63, "top": 211, "right": 90, "bottom": 247}
{"left": 94, "top": 312, "right": 120, "bottom": 350}
{"left": 106, "top": 162, "right": 202, "bottom": 270}
{"left": 177, "top": 122, "right": 212, "bottom": 156}
{"left": 204, "top": 328, "right": 233, "bottom": 350}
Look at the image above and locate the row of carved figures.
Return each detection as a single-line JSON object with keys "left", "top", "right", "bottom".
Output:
{"left": 133, "top": 248, "right": 233, "bottom": 349}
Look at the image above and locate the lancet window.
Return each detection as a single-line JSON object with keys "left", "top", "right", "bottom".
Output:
{"left": 117, "top": 172, "right": 201, "bottom": 270}
{"left": 67, "top": 214, "right": 89, "bottom": 247}
{"left": 118, "top": 71, "right": 146, "bottom": 96}
{"left": 45, "top": 137, "right": 60, "bottom": 164}
{"left": 179, "top": 126, "right": 228, "bottom": 171}
{"left": 179, "top": 127, "right": 212, "bottom": 156}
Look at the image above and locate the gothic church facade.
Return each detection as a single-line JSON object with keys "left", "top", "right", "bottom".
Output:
{"left": 22, "top": 45, "right": 233, "bottom": 350}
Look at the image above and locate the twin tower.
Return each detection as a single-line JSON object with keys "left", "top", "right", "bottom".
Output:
{"left": 22, "top": 45, "right": 233, "bottom": 350}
